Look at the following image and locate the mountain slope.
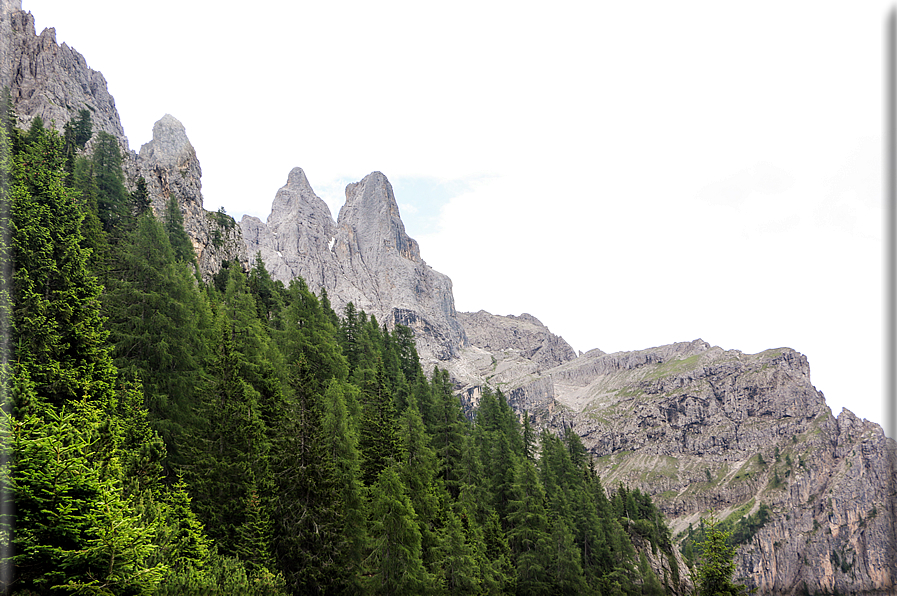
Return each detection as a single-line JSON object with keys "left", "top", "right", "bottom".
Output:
{"left": 4, "top": 2, "right": 894, "bottom": 591}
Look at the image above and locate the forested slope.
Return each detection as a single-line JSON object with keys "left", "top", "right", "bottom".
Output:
{"left": 0, "top": 97, "right": 692, "bottom": 595}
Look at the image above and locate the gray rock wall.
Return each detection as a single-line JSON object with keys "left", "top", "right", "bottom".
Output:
{"left": 0, "top": 3, "right": 126, "bottom": 148}
{"left": 242, "top": 169, "right": 466, "bottom": 362}
{"left": 137, "top": 114, "right": 247, "bottom": 280}
{"left": 496, "top": 342, "right": 897, "bottom": 595}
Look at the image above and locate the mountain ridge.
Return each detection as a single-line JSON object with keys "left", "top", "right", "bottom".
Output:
{"left": 2, "top": 2, "right": 894, "bottom": 592}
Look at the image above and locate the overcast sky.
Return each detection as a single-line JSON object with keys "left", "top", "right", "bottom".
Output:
{"left": 23, "top": 1, "right": 891, "bottom": 432}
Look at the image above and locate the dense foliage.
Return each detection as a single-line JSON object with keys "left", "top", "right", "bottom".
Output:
{"left": 0, "top": 106, "right": 688, "bottom": 594}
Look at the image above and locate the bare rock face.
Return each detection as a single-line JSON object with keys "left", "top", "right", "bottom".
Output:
{"left": 458, "top": 311, "right": 577, "bottom": 370}
{"left": 137, "top": 114, "right": 247, "bottom": 280}
{"left": 240, "top": 167, "right": 338, "bottom": 292}
{"left": 444, "top": 310, "right": 578, "bottom": 413}
{"left": 0, "top": 2, "right": 126, "bottom": 147}
{"left": 490, "top": 340, "right": 897, "bottom": 595}
{"left": 243, "top": 170, "right": 466, "bottom": 361}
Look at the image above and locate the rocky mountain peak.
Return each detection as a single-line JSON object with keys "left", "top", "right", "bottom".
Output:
{"left": 138, "top": 114, "right": 202, "bottom": 213}
{"left": 139, "top": 114, "right": 196, "bottom": 170}
{"left": 335, "top": 171, "right": 421, "bottom": 265}
{"left": 269, "top": 167, "right": 333, "bottom": 230}
{"left": 1, "top": 2, "right": 126, "bottom": 147}
{"left": 136, "top": 114, "right": 246, "bottom": 280}
{"left": 240, "top": 167, "right": 337, "bottom": 289}
{"left": 243, "top": 169, "right": 466, "bottom": 361}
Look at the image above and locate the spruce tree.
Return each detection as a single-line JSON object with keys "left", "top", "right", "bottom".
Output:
{"left": 693, "top": 513, "right": 748, "bottom": 596}
{"left": 71, "top": 155, "right": 109, "bottom": 274}
{"left": 506, "top": 459, "right": 552, "bottom": 596}
{"left": 10, "top": 117, "right": 115, "bottom": 413}
{"left": 164, "top": 196, "right": 197, "bottom": 271}
{"left": 183, "top": 303, "right": 272, "bottom": 562}
{"left": 365, "top": 465, "right": 433, "bottom": 595}
{"left": 104, "top": 213, "right": 211, "bottom": 463}
{"left": 4, "top": 407, "right": 166, "bottom": 593}
{"left": 320, "top": 378, "right": 366, "bottom": 594}
{"left": 92, "top": 131, "right": 130, "bottom": 239}
{"left": 270, "top": 279, "right": 349, "bottom": 592}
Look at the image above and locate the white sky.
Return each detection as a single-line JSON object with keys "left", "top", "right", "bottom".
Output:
{"left": 23, "top": 1, "right": 891, "bottom": 432}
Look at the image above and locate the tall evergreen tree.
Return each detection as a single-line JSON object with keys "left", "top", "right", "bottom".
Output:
{"left": 183, "top": 302, "right": 272, "bottom": 562}
{"left": 92, "top": 131, "right": 131, "bottom": 240}
{"left": 163, "top": 196, "right": 197, "bottom": 271}
{"left": 506, "top": 459, "right": 552, "bottom": 596}
{"left": 270, "top": 279, "right": 350, "bottom": 593}
{"left": 365, "top": 465, "right": 433, "bottom": 596}
{"left": 10, "top": 117, "right": 115, "bottom": 413}
{"left": 104, "top": 213, "right": 212, "bottom": 463}
{"left": 431, "top": 368, "right": 467, "bottom": 499}
{"left": 320, "top": 378, "right": 366, "bottom": 594}
{"left": 4, "top": 407, "right": 166, "bottom": 593}
{"left": 693, "top": 513, "right": 748, "bottom": 596}
{"left": 71, "top": 155, "right": 108, "bottom": 273}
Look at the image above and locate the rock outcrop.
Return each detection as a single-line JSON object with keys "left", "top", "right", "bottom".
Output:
{"left": 0, "top": 0, "right": 126, "bottom": 147}
{"left": 486, "top": 340, "right": 897, "bottom": 595}
{"left": 0, "top": 3, "right": 244, "bottom": 282}
{"left": 242, "top": 170, "right": 466, "bottom": 361}
{"left": 136, "top": 114, "right": 246, "bottom": 280}
{"left": 239, "top": 167, "right": 337, "bottom": 289}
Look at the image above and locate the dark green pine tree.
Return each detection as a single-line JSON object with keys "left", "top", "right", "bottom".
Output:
{"left": 365, "top": 465, "right": 433, "bottom": 596}
{"left": 431, "top": 367, "right": 467, "bottom": 500}
{"left": 72, "top": 108, "right": 93, "bottom": 147}
{"left": 61, "top": 108, "right": 91, "bottom": 179}
{"left": 339, "top": 301, "right": 363, "bottom": 369}
{"left": 131, "top": 176, "right": 151, "bottom": 216}
{"left": 355, "top": 359, "right": 402, "bottom": 486}
{"left": 380, "top": 324, "right": 411, "bottom": 412}
{"left": 439, "top": 505, "right": 480, "bottom": 596}
{"left": 320, "top": 378, "right": 366, "bottom": 594}
{"left": 163, "top": 195, "right": 197, "bottom": 271}
{"left": 234, "top": 486, "right": 275, "bottom": 574}
{"left": 183, "top": 302, "right": 272, "bottom": 564}
{"left": 10, "top": 117, "right": 116, "bottom": 414}
{"left": 71, "top": 155, "right": 109, "bottom": 273}
{"left": 247, "top": 252, "right": 287, "bottom": 326}
{"left": 270, "top": 278, "right": 349, "bottom": 593}
{"left": 104, "top": 213, "right": 212, "bottom": 464}
{"left": 477, "top": 511, "right": 516, "bottom": 595}
{"left": 537, "top": 433, "right": 588, "bottom": 594}
{"left": 506, "top": 459, "right": 552, "bottom": 596}
{"left": 396, "top": 405, "right": 444, "bottom": 585}
{"left": 92, "top": 131, "right": 131, "bottom": 240}
{"left": 214, "top": 263, "right": 287, "bottom": 430}
{"left": 475, "top": 388, "right": 519, "bottom": 523}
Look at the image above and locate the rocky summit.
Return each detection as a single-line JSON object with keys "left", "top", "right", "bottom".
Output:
{"left": 136, "top": 114, "right": 246, "bottom": 279}
{"left": 241, "top": 169, "right": 466, "bottom": 362}
{"left": 4, "top": 1, "right": 895, "bottom": 592}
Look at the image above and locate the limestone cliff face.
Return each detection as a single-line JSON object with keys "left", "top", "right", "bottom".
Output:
{"left": 0, "top": 1, "right": 126, "bottom": 147}
{"left": 136, "top": 114, "right": 247, "bottom": 280}
{"left": 242, "top": 170, "right": 466, "bottom": 361}
{"left": 488, "top": 341, "right": 897, "bottom": 595}
{"left": 239, "top": 167, "right": 337, "bottom": 290}
{"left": 0, "top": 3, "right": 243, "bottom": 281}
{"left": 445, "top": 310, "right": 579, "bottom": 413}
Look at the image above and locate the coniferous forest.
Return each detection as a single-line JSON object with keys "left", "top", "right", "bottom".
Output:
{"left": 0, "top": 95, "right": 743, "bottom": 595}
